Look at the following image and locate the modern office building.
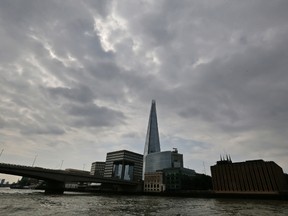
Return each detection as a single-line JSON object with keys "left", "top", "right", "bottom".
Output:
{"left": 104, "top": 150, "right": 143, "bottom": 181}
{"left": 145, "top": 149, "right": 184, "bottom": 173}
{"left": 90, "top": 162, "right": 106, "bottom": 177}
{"left": 211, "top": 158, "right": 288, "bottom": 193}
{"left": 143, "top": 100, "right": 161, "bottom": 177}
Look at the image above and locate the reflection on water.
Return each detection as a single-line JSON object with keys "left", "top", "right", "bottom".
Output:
{"left": 0, "top": 188, "right": 287, "bottom": 216}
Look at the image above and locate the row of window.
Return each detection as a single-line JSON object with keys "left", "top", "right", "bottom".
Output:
{"left": 144, "top": 188, "right": 162, "bottom": 192}
{"left": 144, "top": 184, "right": 160, "bottom": 188}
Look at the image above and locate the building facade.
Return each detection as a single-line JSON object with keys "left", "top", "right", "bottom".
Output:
{"left": 163, "top": 168, "right": 196, "bottom": 191}
{"left": 144, "top": 171, "right": 165, "bottom": 192}
{"left": 145, "top": 149, "right": 183, "bottom": 174}
{"left": 90, "top": 162, "right": 106, "bottom": 177}
{"left": 104, "top": 150, "right": 143, "bottom": 182}
{"left": 211, "top": 159, "right": 288, "bottom": 193}
{"left": 144, "top": 167, "right": 197, "bottom": 192}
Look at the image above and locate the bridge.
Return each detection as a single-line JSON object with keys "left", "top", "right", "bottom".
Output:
{"left": 0, "top": 163, "right": 138, "bottom": 194}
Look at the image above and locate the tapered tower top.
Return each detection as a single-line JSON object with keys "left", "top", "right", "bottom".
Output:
{"left": 143, "top": 100, "right": 161, "bottom": 156}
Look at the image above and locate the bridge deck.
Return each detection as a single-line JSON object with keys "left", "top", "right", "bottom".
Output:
{"left": 0, "top": 163, "right": 137, "bottom": 185}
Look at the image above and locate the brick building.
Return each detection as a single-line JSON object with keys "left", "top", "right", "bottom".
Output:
{"left": 211, "top": 159, "right": 288, "bottom": 193}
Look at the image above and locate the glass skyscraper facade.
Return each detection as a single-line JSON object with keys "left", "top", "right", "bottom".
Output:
{"left": 145, "top": 151, "right": 184, "bottom": 173}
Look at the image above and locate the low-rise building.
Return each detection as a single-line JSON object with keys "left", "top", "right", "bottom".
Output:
{"left": 163, "top": 167, "right": 196, "bottom": 191}
{"left": 211, "top": 159, "right": 288, "bottom": 193}
{"left": 90, "top": 162, "right": 105, "bottom": 177}
{"left": 144, "top": 171, "right": 165, "bottom": 192}
{"left": 144, "top": 168, "right": 198, "bottom": 192}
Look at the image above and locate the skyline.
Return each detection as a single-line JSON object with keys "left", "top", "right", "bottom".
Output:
{"left": 1, "top": 1, "right": 288, "bottom": 182}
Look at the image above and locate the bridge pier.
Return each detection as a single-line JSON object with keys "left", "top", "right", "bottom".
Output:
{"left": 45, "top": 181, "right": 65, "bottom": 195}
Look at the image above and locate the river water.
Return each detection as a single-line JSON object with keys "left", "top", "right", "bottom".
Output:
{"left": 0, "top": 188, "right": 287, "bottom": 216}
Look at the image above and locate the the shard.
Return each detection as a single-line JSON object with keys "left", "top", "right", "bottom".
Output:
{"left": 143, "top": 100, "right": 161, "bottom": 177}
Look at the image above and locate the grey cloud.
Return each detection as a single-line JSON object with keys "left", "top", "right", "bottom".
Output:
{"left": 162, "top": 135, "right": 212, "bottom": 151}
{"left": 21, "top": 125, "right": 65, "bottom": 135}
{"left": 64, "top": 103, "right": 126, "bottom": 128}
{"left": 46, "top": 85, "right": 95, "bottom": 104}
{"left": 0, "top": 116, "right": 6, "bottom": 128}
{"left": 122, "top": 132, "right": 141, "bottom": 139}
{"left": 83, "top": 0, "right": 112, "bottom": 18}
{"left": 1, "top": 0, "right": 288, "bottom": 177}
{"left": 87, "top": 61, "right": 122, "bottom": 80}
{"left": 193, "top": 37, "right": 288, "bottom": 132}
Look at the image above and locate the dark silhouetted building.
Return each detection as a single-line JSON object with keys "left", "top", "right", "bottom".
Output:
{"left": 104, "top": 150, "right": 143, "bottom": 181}
{"left": 90, "top": 162, "right": 106, "bottom": 177}
{"left": 163, "top": 167, "right": 196, "bottom": 191}
{"left": 211, "top": 158, "right": 288, "bottom": 193}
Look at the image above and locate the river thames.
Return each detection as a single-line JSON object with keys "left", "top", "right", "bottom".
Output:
{"left": 0, "top": 188, "right": 288, "bottom": 216}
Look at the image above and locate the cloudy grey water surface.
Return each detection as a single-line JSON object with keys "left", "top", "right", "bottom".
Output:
{"left": 0, "top": 188, "right": 288, "bottom": 216}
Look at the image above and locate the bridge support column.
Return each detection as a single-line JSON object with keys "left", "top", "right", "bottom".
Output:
{"left": 45, "top": 181, "right": 65, "bottom": 195}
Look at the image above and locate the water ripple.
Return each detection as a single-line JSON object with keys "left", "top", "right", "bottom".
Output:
{"left": 0, "top": 189, "right": 288, "bottom": 216}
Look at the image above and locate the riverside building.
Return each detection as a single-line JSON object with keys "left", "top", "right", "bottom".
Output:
{"left": 145, "top": 149, "right": 184, "bottom": 173}
{"left": 104, "top": 150, "right": 143, "bottom": 182}
{"left": 144, "top": 171, "right": 165, "bottom": 192}
{"left": 211, "top": 158, "right": 288, "bottom": 193}
{"left": 90, "top": 162, "right": 105, "bottom": 177}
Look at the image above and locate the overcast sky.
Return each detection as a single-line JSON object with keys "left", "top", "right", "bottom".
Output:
{"left": 1, "top": 0, "right": 288, "bottom": 182}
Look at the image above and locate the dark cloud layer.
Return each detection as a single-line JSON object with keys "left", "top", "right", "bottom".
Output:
{"left": 1, "top": 0, "right": 288, "bottom": 182}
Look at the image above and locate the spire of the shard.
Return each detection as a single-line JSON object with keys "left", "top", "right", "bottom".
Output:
{"left": 143, "top": 100, "right": 161, "bottom": 178}
{"left": 144, "top": 100, "right": 161, "bottom": 156}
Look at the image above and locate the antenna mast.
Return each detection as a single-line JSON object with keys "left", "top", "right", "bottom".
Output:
{"left": 32, "top": 155, "right": 38, "bottom": 167}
